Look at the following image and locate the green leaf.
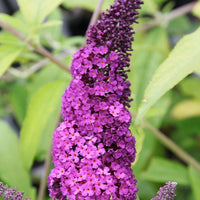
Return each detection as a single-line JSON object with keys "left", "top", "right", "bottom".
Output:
{"left": 0, "top": 120, "right": 32, "bottom": 198}
{"left": 192, "top": 2, "right": 200, "bottom": 18}
{"left": 171, "top": 99, "right": 200, "bottom": 120}
{"left": 0, "top": 13, "right": 28, "bottom": 34}
{"left": 140, "top": 157, "right": 190, "bottom": 185}
{"left": 179, "top": 77, "right": 200, "bottom": 99}
{"left": 130, "top": 125, "right": 145, "bottom": 163}
{"left": 0, "top": 32, "right": 23, "bottom": 46}
{"left": 63, "top": 0, "right": 114, "bottom": 11}
{"left": 189, "top": 166, "right": 200, "bottom": 200}
{"left": 130, "top": 27, "right": 169, "bottom": 111}
{"left": 136, "top": 27, "right": 200, "bottom": 123}
{"left": 140, "top": 0, "right": 158, "bottom": 14}
{"left": 9, "top": 84, "right": 28, "bottom": 124}
{"left": 17, "top": 0, "right": 63, "bottom": 26}
{"left": 35, "top": 109, "right": 60, "bottom": 161}
{"left": 20, "top": 80, "right": 67, "bottom": 170}
{"left": 0, "top": 45, "right": 22, "bottom": 77}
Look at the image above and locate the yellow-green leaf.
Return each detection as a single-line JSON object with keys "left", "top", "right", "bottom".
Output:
{"left": 189, "top": 166, "right": 200, "bottom": 200}
{"left": 17, "top": 0, "right": 63, "bottom": 26}
{"left": 63, "top": 0, "right": 114, "bottom": 11}
{"left": 0, "top": 120, "right": 32, "bottom": 198}
{"left": 0, "top": 45, "right": 22, "bottom": 77}
{"left": 171, "top": 99, "right": 200, "bottom": 120}
{"left": 192, "top": 2, "right": 200, "bottom": 18}
{"left": 136, "top": 27, "right": 200, "bottom": 123}
{"left": 20, "top": 80, "right": 67, "bottom": 170}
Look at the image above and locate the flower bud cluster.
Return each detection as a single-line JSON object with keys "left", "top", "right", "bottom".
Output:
{"left": 48, "top": 0, "right": 142, "bottom": 199}
{"left": 0, "top": 182, "right": 30, "bottom": 200}
{"left": 152, "top": 181, "right": 177, "bottom": 200}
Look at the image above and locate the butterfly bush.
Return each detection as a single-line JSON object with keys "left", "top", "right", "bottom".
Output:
{"left": 151, "top": 181, "right": 177, "bottom": 200}
{"left": 48, "top": 0, "right": 143, "bottom": 199}
{"left": 0, "top": 182, "right": 30, "bottom": 200}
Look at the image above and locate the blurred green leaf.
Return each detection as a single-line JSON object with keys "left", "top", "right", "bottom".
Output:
{"left": 37, "top": 20, "right": 62, "bottom": 30}
{"left": 137, "top": 180, "right": 158, "bottom": 200}
{"left": 0, "top": 120, "right": 32, "bottom": 198}
{"left": 0, "top": 32, "right": 23, "bottom": 46}
{"left": 167, "top": 16, "right": 191, "bottom": 35}
{"left": 62, "top": 0, "right": 114, "bottom": 11}
{"left": 38, "top": 8, "right": 63, "bottom": 49}
{"left": 140, "top": 157, "right": 190, "bottom": 185}
{"left": 17, "top": 0, "right": 63, "bottom": 26}
{"left": 189, "top": 166, "right": 200, "bottom": 200}
{"left": 9, "top": 84, "right": 28, "bottom": 124}
{"left": 179, "top": 77, "right": 200, "bottom": 99}
{"left": 0, "top": 13, "right": 27, "bottom": 34}
{"left": 171, "top": 99, "right": 200, "bottom": 120}
{"left": 20, "top": 80, "right": 67, "bottom": 170}
{"left": 131, "top": 124, "right": 145, "bottom": 163}
{"left": 29, "top": 63, "right": 70, "bottom": 96}
{"left": 130, "top": 27, "right": 169, "bottom": 111}
{"left": 133, "top": 130, "right": 157, "bottom": 175}
{"left": 35, "top": 109, "right": 60, "bottom": 161}
{"left": 140, "top": 0, "right": 158, "bottom": 14}
{"left": 0, "top": 45, "right": 22, "bottom": 77}
{"left": 136, "top": 27, "right": 200, "bottom": 123}
{"left": 192, "top": 2, "right": 200, "bottom": 18}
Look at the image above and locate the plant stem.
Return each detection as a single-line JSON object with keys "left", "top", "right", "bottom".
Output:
{"left": 141, "top": 118, "right": 200, "bottom": 172}
{"left": 0, "top": 20, "right": 70, "bottom": 72}
{"left": 37, "top": 1, "right": 105, "bottom": 199}
{"left": 84, "top": 0, "right": 105, "bottom": 43}
{"left": 136, "top": 1, "right": 197, "bottom": 32}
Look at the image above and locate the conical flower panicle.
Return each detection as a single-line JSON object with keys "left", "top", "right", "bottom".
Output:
{"left": 48, "top": 0, "right": 142, "bottom": 199}
{"left": 0, "top": 182, "right": 31, "bottom": 200}
{"left": 152, "top": 182, "right": 177, "bottom": 200}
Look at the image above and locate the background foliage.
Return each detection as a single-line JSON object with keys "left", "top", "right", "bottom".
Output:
{"left": 0, "top": 0, "right": 200, "bottom": 199}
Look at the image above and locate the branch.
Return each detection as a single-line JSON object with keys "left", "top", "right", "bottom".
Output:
{"left": 8, "top": 49, "right": 74, "bottom": 78}
{"left": 84, "top": 0, "right": 105, "bottom": 43}
{"left": 136, "top": 1, "right": 197, "bottom": 32}
{"left": 0, "top": 20, "right": 70, "bottom": 72}
{"left": 141, "top": 118, "right": 200, "bottom": 172}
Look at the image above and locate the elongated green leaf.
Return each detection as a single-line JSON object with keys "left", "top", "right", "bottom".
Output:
{"left": 136, "top": 27, "right": 200, "bottom": 123}
{"left": 0, "top": 120, "right": 32, "bottom": 198}
{"left": 0, "top": 13, "right": 28, "bottom": 34}
{"left": 17, "top": 0, "right": 63, "bottom": 26}
{"left": 189, "top": 166, "right": 200, "bottom": 200}
{"left": 0, "top": 45, "right": 22, "bottom": 77}
{"left": 9, "top": 84, "right": 28, "bottom": 124}
{"left": 140, "top": 157, "right": 190, "bottom": 185}
{"left": 130, "top": 27, "right": 169, "bottom": 110}
{"left": 20, "top": 80, "right": 67, "bottom": 170}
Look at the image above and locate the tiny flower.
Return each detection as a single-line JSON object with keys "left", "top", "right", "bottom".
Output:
{"left": 48, "top": 0, "right": 143, "bottom": 199}
{"left": 0, "top": 182, "right": 30, "bottom": 200}
{"left": 152, "top": 181, "right": 177, "bottom": 200}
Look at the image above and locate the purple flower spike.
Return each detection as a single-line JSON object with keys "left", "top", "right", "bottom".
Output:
{"left": 0, "top": 182, "right": 31, "bottom": 200}
{"left": 48, "top": 0, "right": 143, "bottom": 199}
{"left": 152, "top": 181, "right": 177, "bottom": 200}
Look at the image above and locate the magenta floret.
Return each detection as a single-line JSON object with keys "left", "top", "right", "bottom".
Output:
{"left": 48, "top": 0, "right": 143, "bottom": 199}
